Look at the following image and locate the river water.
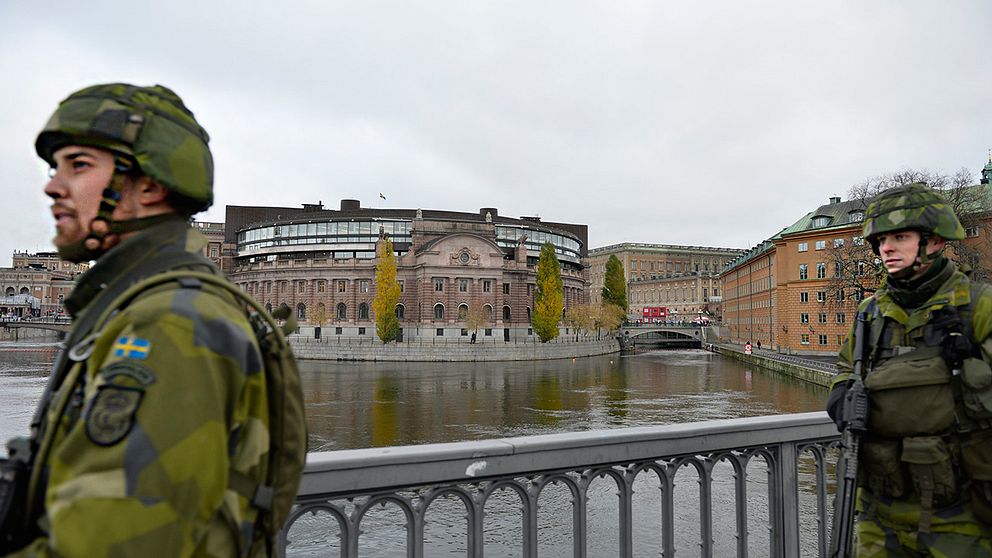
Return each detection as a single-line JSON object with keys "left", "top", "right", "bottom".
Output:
{"left": 0, "top": 341, "right": 831, "bottom": 556}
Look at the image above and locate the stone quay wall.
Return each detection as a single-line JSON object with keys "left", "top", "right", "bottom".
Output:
{"left": 0, "top": 327, "right": 63, "bottom": 342}
{"left": 289, "top": 336, "right": 621, "bottom": 362}
{"left": 708, "top": 343, "right": 834, "bottom": 388}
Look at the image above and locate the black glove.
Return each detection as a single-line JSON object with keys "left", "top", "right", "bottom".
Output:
{"left": 826, "top": 381, "right": 850, "bottom": 432}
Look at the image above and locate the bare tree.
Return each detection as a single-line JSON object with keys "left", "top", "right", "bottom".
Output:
{"left": 827, "top": 167, "right": 991, "bottom": 306}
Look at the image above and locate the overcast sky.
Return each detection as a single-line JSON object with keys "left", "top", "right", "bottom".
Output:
{"left": 1, "top": 1, "right": 990, "bottom": 267}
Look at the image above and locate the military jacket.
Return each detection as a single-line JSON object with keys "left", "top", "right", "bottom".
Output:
{"left": 9, "top": 220, "right": 270, "bottom": 558}
{"left": 833, "top": 262, "right": 992, "bottom": 527}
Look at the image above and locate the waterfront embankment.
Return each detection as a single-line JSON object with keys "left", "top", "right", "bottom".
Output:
{"left": 289, "top": 335, "right": 620, "bottom": 362}
{"left": 0, "top": 327, "right": 62, "bottom": 342}
{"left": 708, "top": 343, "right": 835, "bottom": 387}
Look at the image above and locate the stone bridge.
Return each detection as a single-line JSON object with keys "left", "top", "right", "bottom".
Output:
{"left": 0, "top": 320, "right": 72, "bottom": 333}
{"left": 619, "top": 324, "right": 720, "bottom": 347}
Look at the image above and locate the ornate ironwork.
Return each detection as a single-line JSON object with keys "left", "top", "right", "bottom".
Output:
{"left": 280, "top": 412, "right": 838, "bottom": 557}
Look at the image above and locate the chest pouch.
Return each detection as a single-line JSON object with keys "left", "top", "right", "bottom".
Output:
{"left": 864, "top": 346, "right": 955, "bottom": 437}
{"left": 960, "top": 357, "right": 992, "bottom": 420}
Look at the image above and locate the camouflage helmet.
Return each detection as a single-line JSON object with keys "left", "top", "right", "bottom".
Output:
{"left": 36, "top": 83, "right": 213, "bottom": 211}
{"left": 862, "top": 182, "right": 965, "bottom": 243}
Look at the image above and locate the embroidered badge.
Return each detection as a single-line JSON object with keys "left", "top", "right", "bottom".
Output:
{"left": 84, "top": 385, "right": 144, "bottom": 446}
{"left": 112, "top": 336, "right": 151, "bottom": 360}
{"left": 99, "top": 361, "right": 156, "bottom": 387}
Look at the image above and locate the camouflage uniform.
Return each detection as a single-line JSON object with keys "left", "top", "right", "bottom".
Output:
{"left": 830, "top": 184, "right": 992, "bottom": 556}
{"left": 4, "top": 85, "right": 272, "bottom": 557}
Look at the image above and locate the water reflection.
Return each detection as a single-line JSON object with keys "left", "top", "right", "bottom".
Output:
{"left": 300, "top": 349, "right": 827, "bottom": 451}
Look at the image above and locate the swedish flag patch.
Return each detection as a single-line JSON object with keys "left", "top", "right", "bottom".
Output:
{"left": 112, "top": 336, "right": 151, "bottom": 360}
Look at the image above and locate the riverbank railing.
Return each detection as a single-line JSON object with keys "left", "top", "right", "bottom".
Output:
{"left": 282, "top": 412, "right": 839, "bottom": 557}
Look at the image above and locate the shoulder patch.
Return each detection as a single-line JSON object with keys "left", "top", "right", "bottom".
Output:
{"left": 84, "top": 385, "right": 144, "bottom": 446}
{"left": 99, "top": 361, "right": 156, "bottom": 387}
{"left": 113, "top": 336, "right": 152, "bottom": 360}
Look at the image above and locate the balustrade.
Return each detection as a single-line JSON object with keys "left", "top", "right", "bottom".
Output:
{"left": 281, "top": 412, "right": 838, "bottom": 558}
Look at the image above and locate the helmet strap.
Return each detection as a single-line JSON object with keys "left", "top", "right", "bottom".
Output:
{"left": 57, "top": 155, "right": 171, "bottom": 263}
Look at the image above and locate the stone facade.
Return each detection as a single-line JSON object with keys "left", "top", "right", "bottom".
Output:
{"left": 226, "top": 200, "right": 589, "bottom": 341}
{"left": 1, "top": 252, "right": 85, "bottom": 317}
{"left": 586, "top": 243, "right": 743, "bottom": 320}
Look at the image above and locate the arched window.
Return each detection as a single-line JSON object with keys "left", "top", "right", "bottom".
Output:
{"left": 359, "top": 303, "right": 370, "bottom": 320}
{"left": 458, "top": 304, "right": 468, "bottom": 320}
{"left": 336, "top": 303, "right": 347, "bottom": 320}
{"left": 434, "top": 304, "right": 445, "bottom": 321}
{"left": 395, "top": 304, "right": 405, "bottom": 319}
{"left": 526, "top": 307, "right": 531, "bottom": 321}
{"left": 19, "top": 287, "right": 29, "bottom": 295}
{"left": 297, "top": 303, "right": 306, "bottom": 320}
{"left": 265, "top": 302, "right": 273, "bottom": 314}
{"left": 502, "top": 306, "right": 511, "bottom": 321}
{"left": 484, "top": 304, "right": 493, "bottom": 321}
{"left": 4, "top": 287, "right": 13, "bottom": 296}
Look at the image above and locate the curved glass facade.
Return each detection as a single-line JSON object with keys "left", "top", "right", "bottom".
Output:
{"left": 238, "top": 220, "right": 413, "bottom": 258}
{"left": 237, "top": 219, "right": 582, "bottom": 264}
{"left": 495, "top": 225, "right": 582, "bottom": 263}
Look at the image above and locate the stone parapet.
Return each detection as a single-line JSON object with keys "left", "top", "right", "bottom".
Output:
{"left": 707, "top": 343, "right": 834, "bottom": 387}
{"left": 289, "top": 337, "right": 620, "bottom": 362}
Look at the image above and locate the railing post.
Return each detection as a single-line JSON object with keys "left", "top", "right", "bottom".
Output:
{"left": 774, "top": 441, "right": 801, "bottom": 558}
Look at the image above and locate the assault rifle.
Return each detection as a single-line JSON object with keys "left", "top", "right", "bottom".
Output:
{"left": 828, "top": 311, "right": 870, "bottom": 557}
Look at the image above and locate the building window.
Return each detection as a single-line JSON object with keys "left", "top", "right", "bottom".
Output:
{"left": 800, "top": 313, "right": 810, "bottom": 324}
{"left": 437, "top": 328, "right": 444, "bottom": 336}
{"left": 818, "top": 313, "right": 827, "bottom": 324}
{"left": 398, "top": 280, "right": 404, "bottom": 292}
{"left": 816, "top": 291, "right": 826, "bottom": 303}
{"left": 526, "top": 307, "right": 532, "bottom": 321}
{"left": 836, "top": 290, "right": 846, "bottom": 302}
{"left": 818, "top": 334, "right": 828, "bottom": 345}
{"left": 297, "top": 281, "right": 305, "bottom": 293}
{"left": 297, "top": 303, "right": 306, "bottom": 319}
{"left": 337, "top": 280, "right": 346, "bottom": 293}
{"left": 435, "top": 278, "right": 444, "bottom": 292}
{"left": 336, "top": 303, "right": 347, "bottom": 319}
{"left": 853, "top": 236, "right": 864, "bottom": 246}
{"left": 966, "top": 227, "right": 980, "bottom": 238}
{"left": 815, "top": 240, "right": 826, "bottom": 251}
{"left": 503, "top": 283, "right": 510, "bottom": 295}
{"left": 849, "top": 211, "right": 864, "bottom": 223}
{"left": 395, "top": 304, "right": 405, "bottom": 319}
{"left": 485, "top": 328, "right": 492, "bottom": 336}
{"left": 833, "top": 238, "right": 845, "bottom": 248}
{"left": 358, "top": 327, "right": 366, "bottom": 335}
{"left": 360, "top": 280, "right": 370, "bottom": 293}
{"left": 459, "top": 279, "right": 469, "bottom": 292}
{"left": 483, "top": 280, "right": 492, "bottom": 293}
{"left": 461, "top": 328, "right": 468, "bottom": 336}
{"left": 484, "top": 304, "right": 493, "bottom": 320}
{"left": 434, "top": 304, "right": 445, "bottom": 320}
{"left": 503, "top": 306, "right": 511, "bottom": 320}
{"left": 834, "top": 261, "right": 843, "bottom": 278}
{"left": 816, "top": 263, "right": 826, "bottom": 279}
{"left": 335, "top": 327, "right": 343, "bottom": 335}
{"left": 836, "top": 313, "right": 846, "bottom": 324}
{"left": 800, "top": 292, "right": 809, "bottom": 303}
{"left": 799, "top": 264, "right": 808, "bottom": 280}
{"left": 359, "top": 303, "right": 370, "bottom": 319}
{"left": 458, "top": 304, "right": 468, "bottom": 320}
{"left": 317, "top": 281, "right": 326, "bottom": 293}
{"left": 812, "top": 216, "right": 832, "bottom": 227}
{"left": 801, "top": 334, "right": 811, "bottom": 345}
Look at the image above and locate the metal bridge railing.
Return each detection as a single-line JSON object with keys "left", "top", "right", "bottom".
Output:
{"left": 282, "top": 412, "right": 839, "bottom": 557}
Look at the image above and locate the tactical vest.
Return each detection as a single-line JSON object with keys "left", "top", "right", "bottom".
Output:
{"left": 859, "top": 284, "right": 992, "bottom": 528}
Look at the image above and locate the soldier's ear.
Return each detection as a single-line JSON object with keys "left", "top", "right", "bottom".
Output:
{"left": 133, "top": 177, "right": 169, "bottom": 206}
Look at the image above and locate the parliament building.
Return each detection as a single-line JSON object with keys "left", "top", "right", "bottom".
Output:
{"left": 223, "top": 200, "right": 589, "bottom": 341}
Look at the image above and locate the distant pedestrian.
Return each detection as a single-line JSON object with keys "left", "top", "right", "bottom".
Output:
{"left": 756, "top": 340, "right": 761, "bottom": 350}
{"left": 470, "top": 332, "right": 477, "bottom": 344}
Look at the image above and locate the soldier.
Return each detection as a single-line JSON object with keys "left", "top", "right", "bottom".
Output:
{"left": 2, "top": 84, "right": 278, "bottom": 557}
{"left": 827, "top": 183, "right": 992, "bottom": 556}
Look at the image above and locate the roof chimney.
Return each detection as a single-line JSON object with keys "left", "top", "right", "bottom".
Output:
{"left": 340, "top": 199, "right": 360, "bottom": 211}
